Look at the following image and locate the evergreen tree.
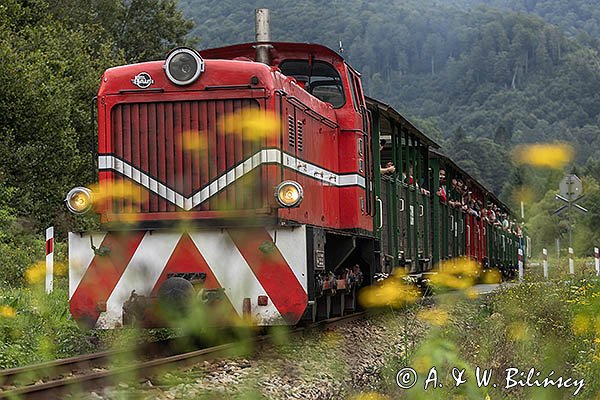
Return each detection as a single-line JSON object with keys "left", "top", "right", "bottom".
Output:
{"left": 493, "top": 125, "right": 512, "bottom": 144}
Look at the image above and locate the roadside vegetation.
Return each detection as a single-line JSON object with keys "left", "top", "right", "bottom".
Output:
{"left": 381, "top": 274, "right": 600, "bottom": 399}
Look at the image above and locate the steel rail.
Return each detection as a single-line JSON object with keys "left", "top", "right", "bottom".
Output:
{"left": 0, "top": 338, "right": 180, "bottom": 387}
{"left": 0, "top": 312, "right": 367, "bottom": 399}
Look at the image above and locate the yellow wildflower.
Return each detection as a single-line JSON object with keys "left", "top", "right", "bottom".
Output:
{"left": 508, "top": 322, "right": 529, "bottom": 341}
{"left": 572, "top": 314, "right": 590, "bottom": 335}
{"left": 512, "top": 143, "right": 574, "bottom": 169}
{"left": 25, "top": 261, "right": 46, "bottom": 285}
{"left": 0, "top": 305, "right": 16, "bottom": 318}
{"left": 418, "top": 308, "right": 449, "bottom": 326}
{"left": 353, "top": 393, "right": 390, "bottom": 400}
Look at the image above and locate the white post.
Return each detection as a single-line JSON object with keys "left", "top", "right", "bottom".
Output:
{"left": 594, "top": 247, "right": 599, "bottom": 277}
{"left": 518, "top": 248, "right": 524, "bottom": 283}
{"left": 45, "top": 227, "right": 54, "bottom": 293}
{"left": 521, "top": 201, "right": 525, "bottom": 220}
{"left": 568, "top": 247, "right": 574, "bottom": 275}
{"left": 542, "top": 248, "right": 548, "bottom": 279}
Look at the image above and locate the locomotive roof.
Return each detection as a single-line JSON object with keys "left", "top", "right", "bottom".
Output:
{"left": 365, "top": 97, "right": 440, "bottom": 149}
{"left": 200, "top": 42, "right": 344, "bottom": 64}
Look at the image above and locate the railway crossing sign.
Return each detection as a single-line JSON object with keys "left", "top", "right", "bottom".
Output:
{"left": 554, "top": 195, "right": 588, "bottom": 215}
{"left": 554, "top": 174, "right": 587, "bottom": 249}
{"left": 559, "top": 174, "right": 582, "bottom": 201}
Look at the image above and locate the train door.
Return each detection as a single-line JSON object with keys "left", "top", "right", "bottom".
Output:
{"left": 465, "top": 214, "right": 472, "bottom": 258}
{"left": 380, "top": 176, "right": 392, "bottom": 273}
{"left": 348, "top": 69, "right": 372, "bottom": 222}
{"left": 440, "top": 202, "right": 448, "bottom": 264}
{"left": 416, "top": 192, "right": 424, "bottom": 271}
{"left": 401, "top": 184, "right": 412, "bottom": 271}
{"left": 397, "top": 182, "right": 407, "bottom": 269}
{"left": 459, "top": 211, "right": 466, "bottom": 257}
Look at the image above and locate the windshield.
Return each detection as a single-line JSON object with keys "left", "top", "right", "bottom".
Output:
{"left": 279, "top": 60, "right": 345, "bottom": 108}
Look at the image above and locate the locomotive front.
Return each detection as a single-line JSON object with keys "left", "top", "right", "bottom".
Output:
{"left": 67, "top": 48, "right": 312, "bottom": 328}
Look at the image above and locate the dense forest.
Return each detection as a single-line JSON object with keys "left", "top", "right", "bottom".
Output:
{"left": 459, "top": 0, "right": 600, "bottom": 45}
{"left": 1, "top": 0, "right": 599, "bottom": 285}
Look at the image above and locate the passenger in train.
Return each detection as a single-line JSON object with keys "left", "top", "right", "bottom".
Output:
{"left": 379, "top": 139, "right": 396, "bottom": 175}
{"left": 436, "top": 169, "right": 447, "bottom": 203}
{"left": 481, "top": 204, "right": 489, "bottom": 223}
{"left": 448, "top": 178, "right": 460, "bottom": 208}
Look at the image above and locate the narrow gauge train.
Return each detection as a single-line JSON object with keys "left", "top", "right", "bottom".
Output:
{"left": 65, "top": 13, "right": 525, "bottom": 329}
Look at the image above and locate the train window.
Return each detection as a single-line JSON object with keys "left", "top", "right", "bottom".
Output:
{"left": 350, "top": 71, "right": 365, "bottom": 107}
{"left": 279, "top": 60, "right": 345, "bottom": 108}
{"left": 347, "top": 70, "right": 359, "bottom": 110}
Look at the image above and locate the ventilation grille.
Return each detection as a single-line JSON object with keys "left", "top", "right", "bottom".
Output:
{"left": 287, "top": 115, "right": 295, "bottom": 148}
{"left": 108, "top": 99, "right": 263, "bottom": 213}
{"left": 297, "top": 120, "right": 303, "bottom": 151}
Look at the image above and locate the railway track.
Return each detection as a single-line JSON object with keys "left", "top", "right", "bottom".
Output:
{"left": 0, "top": 312, "right": 367, "bottom": 399}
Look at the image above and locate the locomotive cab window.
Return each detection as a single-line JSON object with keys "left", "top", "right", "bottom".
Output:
{"left": 279, "top": 60, "right": 345, "bottom": 108}
{"left": 347, "top": 68, "right": 364, "bottom": 110}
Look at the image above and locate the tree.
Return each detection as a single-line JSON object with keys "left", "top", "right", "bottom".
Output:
{"left": 43, "top": 0, "right": 197, "bottom": 62}
{"left": 453, "top": 126, "right": 467, "bottom": 143}
{"left": 112, "top": 0, "right": 197, "bottom": 62}
{"left": 493, "top": 125, "right": 512, "bottom": 144}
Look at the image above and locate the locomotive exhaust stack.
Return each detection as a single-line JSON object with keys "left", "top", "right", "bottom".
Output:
{"left": 255, "top": 8, "right": 271, "bottom": 65}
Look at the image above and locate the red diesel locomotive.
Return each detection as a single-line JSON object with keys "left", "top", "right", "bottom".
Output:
{"left": 65, "top": 12, "right": 523, "bottom": 328}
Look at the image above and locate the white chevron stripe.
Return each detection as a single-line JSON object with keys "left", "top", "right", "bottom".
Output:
{"left": 267, "top": 226, "right": 308, "bottom": 291}
{"left": 98, "top": 149, "right": 365, "bottom": 210}
{"left": 68, "top": 232, "right": 107, "bottom": 299}
{"left": 189, "top": 231, "right": 284, "bottom": 325}
{"left": 95, "top": 232, "right": 182, "bottom": 328}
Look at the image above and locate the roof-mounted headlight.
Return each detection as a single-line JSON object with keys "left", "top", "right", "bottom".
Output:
{"left": 275, "top": 181, "right": 304, "bottom": 208}
{"left": 164, "top": 47, "right": 204, "bottom": 86}
{"left": 65, "top": 187, "right": 93, "bottom": 215}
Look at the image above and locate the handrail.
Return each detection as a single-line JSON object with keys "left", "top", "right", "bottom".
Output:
{"left": 376, "top": 197, "right": 383, "bottom": 229}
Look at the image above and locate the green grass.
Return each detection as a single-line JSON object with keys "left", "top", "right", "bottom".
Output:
{"left": 0, "top": 280, "right": 176, "bottom": 370}
{"left": 0, "top": 282, "right": 96, "bottom": 368}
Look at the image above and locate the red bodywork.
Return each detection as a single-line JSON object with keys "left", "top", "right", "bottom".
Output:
{"left": 96, "top": 42, "right": 373, "bottom": 233}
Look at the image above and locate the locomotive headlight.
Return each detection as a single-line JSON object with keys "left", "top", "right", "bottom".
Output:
{"left": 65, "top": 187, "right": 93, "bottom": 215}
{"left": 164, "top": 48, "right": 204, "bottom": 86}
{"left": 275, "top": 181, "right": 303, "bottom": 207}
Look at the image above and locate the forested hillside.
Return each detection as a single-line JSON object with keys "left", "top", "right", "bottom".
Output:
{"left": 180, "top": 0, "right": 600, "bottom": 251}
{"left": 458, "top": 0, "right": 600, "bottom": 46}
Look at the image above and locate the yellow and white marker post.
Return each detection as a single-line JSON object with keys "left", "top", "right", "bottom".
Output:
{"left": 568, "top": 247, "right": 574, "bottom": 275}
{"left": 595, "top": 247, "right": 599, "bottom": 277}
{"left": 542, "top": 248, "right": 548, "bottom": 279}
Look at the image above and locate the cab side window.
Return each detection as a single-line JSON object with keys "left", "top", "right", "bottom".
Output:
{"left": 349, "top": 70, "right": 365, "bottom": 108}
{"left": 347, "top": 70, "right": 359, "bottom": 110}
